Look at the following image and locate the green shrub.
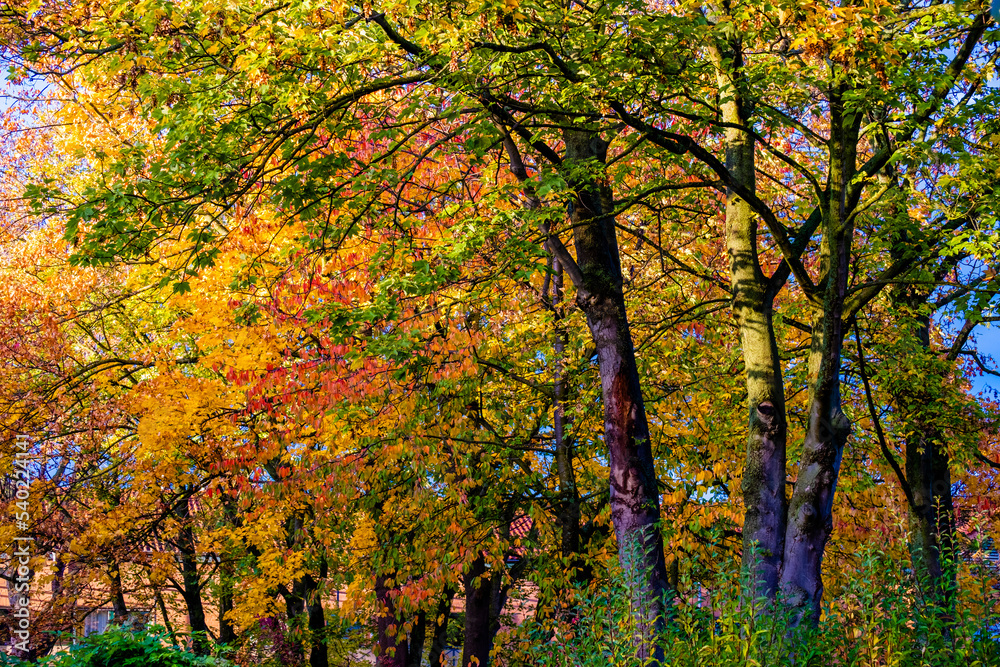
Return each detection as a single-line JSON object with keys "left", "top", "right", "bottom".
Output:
{"left": 0, "top": 627, "right": 229, "bottom": 667}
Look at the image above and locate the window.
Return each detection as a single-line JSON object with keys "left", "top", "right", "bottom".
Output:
{"left": 83, "top": 609, "right": 112, "bottom": 637}
{"left": 82, "top": 609, "right": 151, "bottom": 636}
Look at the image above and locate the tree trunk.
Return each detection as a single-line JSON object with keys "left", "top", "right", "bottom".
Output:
{"left": 552, "top": 260, "right": 582, "bottom": 567}
{"left": 462, "top": 555, "right": 493, "bottom": 667}
{"left": 778, "top": 87, "right": 859, "bottom": 624}
{"left": 406, "top": 610, "right": 428, "bottom": 667}
{"left": 709, "top": 36, "right": 788, "bottom": 605}
{"left": 426, "top": 587, "right": 455, "bottom": 667}
{"left": 177, "top": 495, "right": 211, "bottom": 655}
{"left": 219, "top": 565, "right": 237, "bottom": 646}
{"left": 155, "top": 586, "right": 180, "bottom": 646}
{"left": 900, "top": 312, "right": 956, "bottom": 609}
{"left": 306, "top": 573, "right": 329, "bottom": 667}
{"left": 905, "top": 420, "right": 955, "bottom": 609}
{"left": 109, "top": 560, "right": 129, "bottom": 625}
{"left": 561, "top": 127, "right": 670, "bottom": 661}
{"left": 179, "top": 540, "right": 210, "bottom": 653}
{"left": 502, "top": 125, "right": 663, "bottom": 646}
{"left": 375, "top": 574, "right": 409, "bottom": 667}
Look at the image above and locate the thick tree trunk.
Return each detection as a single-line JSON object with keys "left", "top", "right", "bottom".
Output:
{"left": 710, "top": 37, "right": 788, "bottom": 605}
{"left": 375, "top": 574, "right": 409, "bottom": 667}
{"left": 906, "top": 427, "right": 955, "bottom": 608}
{"left": 561, "top": 128, "right": 670, "bottom": 661}
{"left": 779, "top": 88, "right": 858, "bottom": 624}
{"left": 306, "top": 573, "right": 329, "bottom": 667}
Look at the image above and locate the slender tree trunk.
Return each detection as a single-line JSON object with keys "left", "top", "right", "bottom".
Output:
{"left": 406, "top": 610, "right": 428, "bottom": 667}
{"left": 178, "top": 540, "right": 210, "bottom": 653}
{"left": 305, "top": 573, "right": 329, "bottom": 667}
{"left": 426, "top": 588, "right": 455, "bottom": 667}
{"left": 155, "top": 587, "right": 180, "bottom": 646}
{"left": 375, "top": 574, "right": 409, "bottom": 667}
{"left": 109, "top": 560, "right": 129, "bottom": 625}
{"left": 552, "top": 260, "right": 582, "bottom": 568}
{"left": 709, "top": 36, "right": 788, "bottom": 605}
{"left": 177, "top": 495, "right": 211, "bottom": 655}
{"left": 219, "top": 565, "right": 237, "bottom": 646}
{"left": 562, "top": 128, "right": 670, "bottom": 661}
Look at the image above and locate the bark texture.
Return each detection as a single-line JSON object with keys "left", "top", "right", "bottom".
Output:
{"left": 710, "top": 36, "right": 787, "bottom": 604}
{"left": 561, "top": 128, "right": 670, "bottom": 661}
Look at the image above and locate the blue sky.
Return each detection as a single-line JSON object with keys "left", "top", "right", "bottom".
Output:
{"left": 970, "top": 325, "right": 1000, "bottom": 397}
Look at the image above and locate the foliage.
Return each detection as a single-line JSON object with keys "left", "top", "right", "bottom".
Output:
{"left": 0, "top": 0, "right": 999, "bottom": 664}
{"left": 515, "top": 549, "right": 1000, "bottom": 667}
{"left": 0, "top": 628, "right": 230, "bottom": 667}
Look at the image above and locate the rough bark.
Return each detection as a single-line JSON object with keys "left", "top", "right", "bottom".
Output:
{"left": 561, "top": 127, "right": 670, "bottom": 660}
{"left": 709, "top": 36, "right": 788, "bottom": 605}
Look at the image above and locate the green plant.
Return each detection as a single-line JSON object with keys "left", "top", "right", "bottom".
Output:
{"left": 0, "top": 627, "right": 231, "bottom": 667}
{"left": 517, "top": 545, "right": 1000, "bottom": 667}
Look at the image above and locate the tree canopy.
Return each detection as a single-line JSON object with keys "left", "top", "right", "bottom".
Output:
{"left": 1, "top": 0, "right": 1000, "bottom": 665}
